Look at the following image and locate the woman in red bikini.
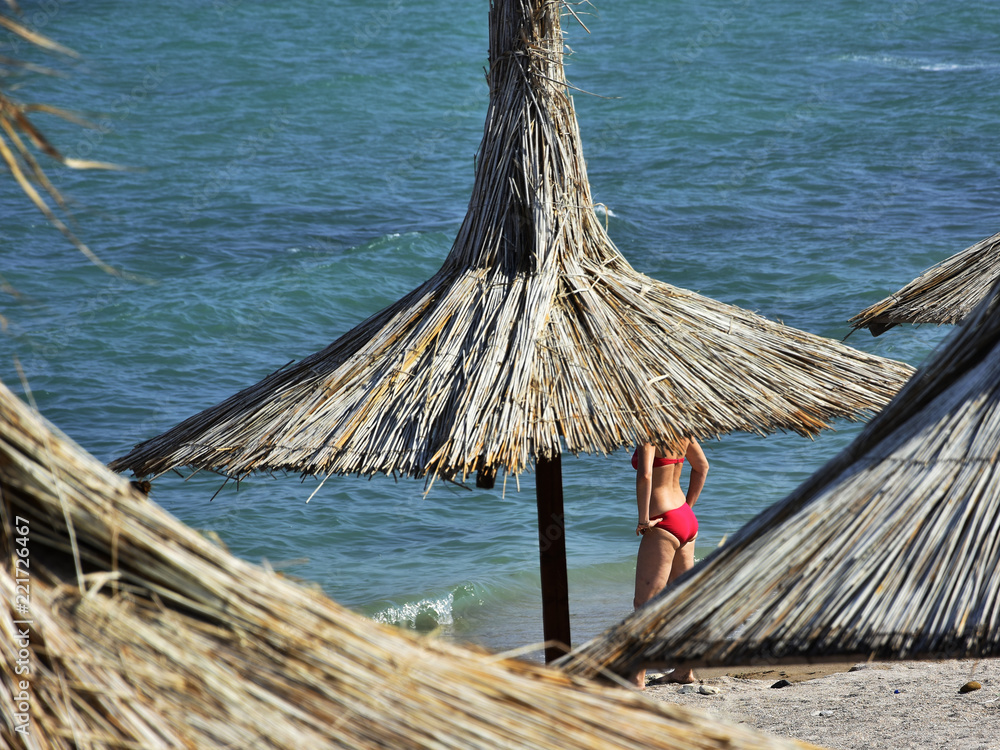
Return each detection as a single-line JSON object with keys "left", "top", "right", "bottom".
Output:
{"left": 631, "top": 438, "right": 709, "bottom": 688}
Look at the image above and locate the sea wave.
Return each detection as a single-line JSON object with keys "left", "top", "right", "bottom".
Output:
{"left": 841, "top": 54, "right": 1000, "bottom": 72}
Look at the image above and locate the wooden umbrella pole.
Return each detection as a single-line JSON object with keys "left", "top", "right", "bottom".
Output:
{"left": 535, "top": 452, "right": 570, "bottom": 662}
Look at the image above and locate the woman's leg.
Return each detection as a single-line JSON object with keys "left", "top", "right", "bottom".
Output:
{"left": 633, "top": 529, "right": 679, "bottom": 607}
{"left": 631, "top": 528, "right": 679, "bottom": 688}
{"left": 662, "top": 536, "right": 697, "bottom": 683}
{"left": 669, "top": 535, "right": 696, "bottom": 583}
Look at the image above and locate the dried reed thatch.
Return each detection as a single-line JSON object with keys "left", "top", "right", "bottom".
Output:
{"left": 0, "top": 3, "right": 122, "bottom": 273}
{"left": 849, "top": 230, "right": 1000, "bottom": 336}
{"left": 0, "top": 379, "right": 822, "bottom": 750}
{"left": 560, "top": 277, "right": 1000, "bottom": 682}
{"left": 111, "top": 0, "right": 913, "bottom": 487}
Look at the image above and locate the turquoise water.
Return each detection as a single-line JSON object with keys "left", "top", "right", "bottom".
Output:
{"left": 2, "top": 1, "right": 997, "bottom": 658}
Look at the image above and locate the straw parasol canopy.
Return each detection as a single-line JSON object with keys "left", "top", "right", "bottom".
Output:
{"left": 111, "top": 0, "right": 912, "bottom": 484}
{"left": 559, "top": 277, "right": 1000, "bottom": 682}
{"left": 110, "top": 0, "right": 912, "bottom": 660}
{"left": 849, "top": 230, "right": 1000, "bottom": 336}
{"left": 1, "top": 379, "right": 822, "bottom": 750}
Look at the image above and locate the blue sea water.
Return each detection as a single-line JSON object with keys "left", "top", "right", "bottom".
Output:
{"left": 2, "top": 1, "right": 998, "bottom": 659}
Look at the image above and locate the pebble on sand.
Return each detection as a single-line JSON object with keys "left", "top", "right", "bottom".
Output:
{"left": 676, "top": 684, "right": 721, "bottom": 695}
{"left": 958, "top": 681, "right": 982, "bottom": 694}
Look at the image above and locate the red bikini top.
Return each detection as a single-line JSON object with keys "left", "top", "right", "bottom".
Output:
{"left": 631, "top": 450, "right": 684, "bottom": 470}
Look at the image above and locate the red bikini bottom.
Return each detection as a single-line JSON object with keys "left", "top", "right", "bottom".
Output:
{"left": 650, "top": 504, "right": 698, "bottom": 546}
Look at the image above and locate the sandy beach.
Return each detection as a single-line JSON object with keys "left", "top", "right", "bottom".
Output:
{"left": 646, "top": 659, "right": 1000, "bottom": 749}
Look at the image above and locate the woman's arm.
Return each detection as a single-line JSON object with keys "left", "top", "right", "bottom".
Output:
{"left": 635, "top": 442, "right": 656, "bottom": 535}
{"left": 684, "top": 438, "right": 709, "bottom": 507}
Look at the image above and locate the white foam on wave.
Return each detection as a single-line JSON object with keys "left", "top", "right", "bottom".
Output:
{"left": 842, "top": 53, "right": 1000, "bottom": 73}
{"left": 371, "top": 592, "right": 456, "bottom": 629}
{"left": 918, "top": 61, "right": 996, "bottom": 72}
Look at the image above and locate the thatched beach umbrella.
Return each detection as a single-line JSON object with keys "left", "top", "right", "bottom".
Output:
{"left": 111, "top": 0, "right": 913, "bottom": 660}
{"left": 1, "top": 380, "right": 823, "bottom": 750}
{"left": 559, "top": 277, "right": 1000, "bottom": 682}
{"left": 849, "top": 230, "right": 1000, "bottom": 336}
